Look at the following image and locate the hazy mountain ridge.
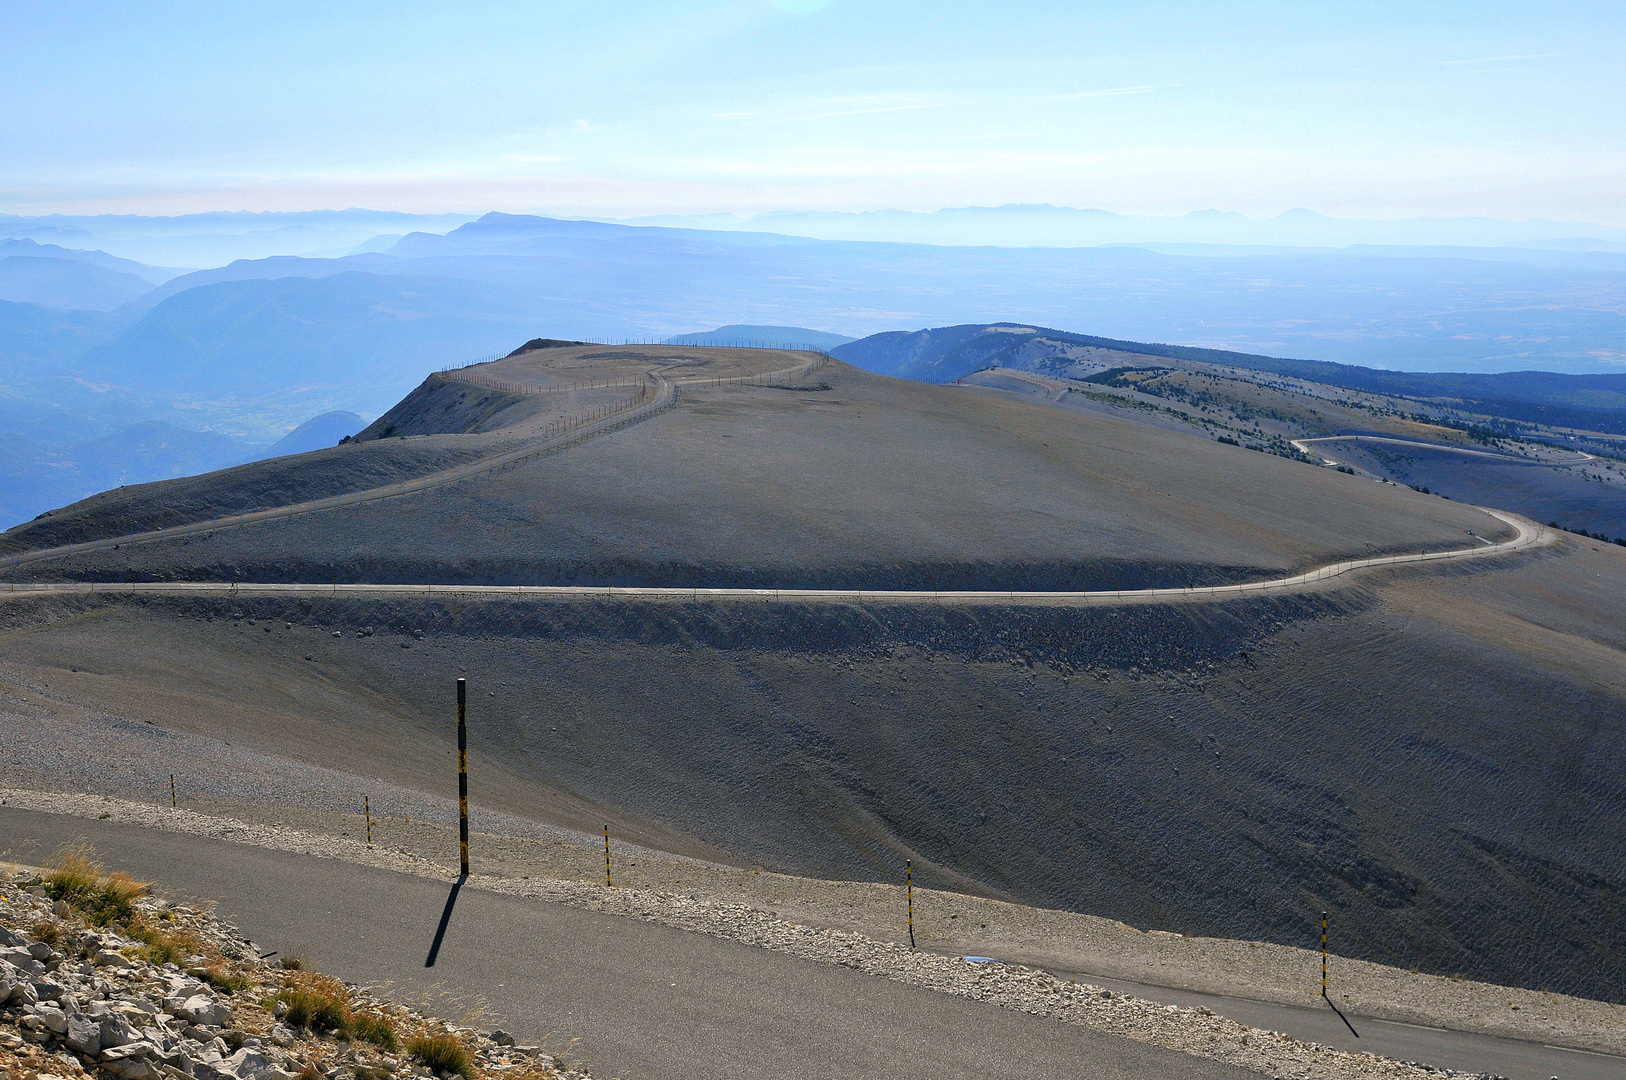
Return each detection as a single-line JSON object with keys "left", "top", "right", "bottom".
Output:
{"left": 78, "top": 271, "right": 537, "bottom": 403}
{"left": 5, "top": 209, "right": 1626, "bottom": 531}
{"left": 247, "top": 411, "right": 366, "bottom": 462}
{"left": 0, "top": 300, "right": 127, "bottom": 371}
{"left": 644, "top": 203, "right": 1626, "bottom": 250}
{"left": 0, "top": 256, "right": 155, "bottom": 310}
{"left": 0, "top": 209, "right": 474, "bottom": 268}
{"left": 834, "top": 323, "right": 1626, "bottom": 431}
{"left": 663, "top": 324, "right": 855, "bottom": 349}
{"left": 0, "top": 238, "right": 178, "bottom": 284}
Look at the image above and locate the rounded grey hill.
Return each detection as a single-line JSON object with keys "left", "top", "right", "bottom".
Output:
{"left": 4, "top": 345, "right": 1510, "bottom": 588}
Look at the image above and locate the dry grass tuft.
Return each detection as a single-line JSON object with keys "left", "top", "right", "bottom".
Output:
{"left": 275, "top": 971, "right": 394, "bottom": 1046}
{"left": 42, "top": 844, "right": 149, "bottom": 925}
{"left": 278, "top": 972, "right": 352, "bottom": 1035}
{"left": 347, "top": 1011, "right": 399, "bottom": 1051}
{"left": 201, "top": 963, "right": 255, "bottom": 997}
{"left": 29, "top": 919, "right": 64, "bottom": 945}
{"left": 407, "top": 1033, "right": 476, "bottom": 1079}
{"left": 125, "top": 912, "right": 205, "bottom": 966}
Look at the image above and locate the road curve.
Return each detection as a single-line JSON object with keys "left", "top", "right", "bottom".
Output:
{"left": 1290, "top": 434, "right": 1594, "bottom": 466}
{"left": 0, "top": 508, "right": 1549, "bottom": 607}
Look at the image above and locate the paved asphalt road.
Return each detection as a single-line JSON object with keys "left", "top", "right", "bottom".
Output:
{"left": 0, "top": 508, "right": 1544, "bottom": 607}
{"left": 7, "top": 809, "right": 1618, "bottom": 1080}
{"left": 2, "top": 809, "right": 1256, "bottom": 1080}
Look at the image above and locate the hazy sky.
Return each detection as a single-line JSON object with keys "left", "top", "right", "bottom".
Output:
{"left": 4, "top": 1, "right": 1623, "bottom": 221}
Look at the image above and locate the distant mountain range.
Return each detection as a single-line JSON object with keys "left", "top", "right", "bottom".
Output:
{"left": 664, "top": 324, "right": 855, "bottom": 350}
{"left": 0, "top": 209, "right": 474, "bottom": 269}
{"left": 634, "top": 203, "right": 1626, "bottom": 251}
{"left": 3, "top": 209, "right": 1626, "bottom": 529}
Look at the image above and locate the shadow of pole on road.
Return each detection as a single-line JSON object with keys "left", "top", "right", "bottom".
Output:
{"left": 424, "top": 875, "right": 466, "bottom": 968}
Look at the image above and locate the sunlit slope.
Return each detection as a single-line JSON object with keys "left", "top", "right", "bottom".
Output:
{"left": 12, "top": 348, "right": 1508, "bottom": 588}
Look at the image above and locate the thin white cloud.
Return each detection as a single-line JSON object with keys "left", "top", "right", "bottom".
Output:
{"left": 1038, "top": 85, "right": 1156, "bottom": 100}
{"left": 779, "top": 101, "right": 948, "bottom": 122}
{"left": 1434, "top": 53, "right": 1562, "bottom": 66}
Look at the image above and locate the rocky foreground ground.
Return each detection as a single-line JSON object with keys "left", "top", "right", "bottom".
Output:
{"left": 0, "top": 854, "right": 592, "bottom": 1080}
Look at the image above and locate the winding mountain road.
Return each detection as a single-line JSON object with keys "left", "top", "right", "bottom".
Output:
{"left": 0, "top": 508, "right": 1548, "bottom": 606}
{"left": 1289, "top": 433, "right": 1595, "bottom": 467}
{"left": 0, "top": 345, "right": 1553, "bottom": 605}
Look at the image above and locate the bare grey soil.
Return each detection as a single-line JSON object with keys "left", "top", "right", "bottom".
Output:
{"left": 5, "top": 352, "right": 1510, "bottom": 590}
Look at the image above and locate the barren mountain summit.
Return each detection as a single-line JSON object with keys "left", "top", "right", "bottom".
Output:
{"left": 2, "top": 344, "right": 1511, "bottom": 590}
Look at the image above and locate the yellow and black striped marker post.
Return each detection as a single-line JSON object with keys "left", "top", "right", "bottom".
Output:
{"left": 365, "top": 796, "right": 372, "bottom": 848}
{"left": 1321, "top": 910, "right": 1328, "bottom": 997}
{"left": 457, "top": 678, "right": 469, "bottom": 877}
{"left": 906, "top": 860, "right": 916, "bottom": 949}
{"left": 1319, "top": 910, "right": 1361, "bottom": 1036}
{"left": 604, "top": 824, "right": 613, "bottom": 887}
{"left": 170, "top": 774, "right": 176, "bottom": 809}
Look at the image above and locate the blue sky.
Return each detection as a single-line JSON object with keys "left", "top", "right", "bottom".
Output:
{"left": 3, "top": 1, "right": 1623, "bottom": 221}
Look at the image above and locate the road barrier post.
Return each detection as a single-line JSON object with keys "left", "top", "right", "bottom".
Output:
{"left": 170, "top": 774, "right": 176, "bottom": 809}
{"left": 457, "top": 678, "right": 469, "bottom": 876}
{"left": 604, "top": 824, "right": 613, "bottom": 887}
{"left": 1321, "top": 909, "right": 1361, "bottom": 1036}
{"left": 906, "top": 860, "right": 916, "bottom": 949}
{"left": 365, "top": 795, "right": 372, "bottom": 848}
{"left": 1322, "top": 910, "right": 1327, "bottom": 996}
